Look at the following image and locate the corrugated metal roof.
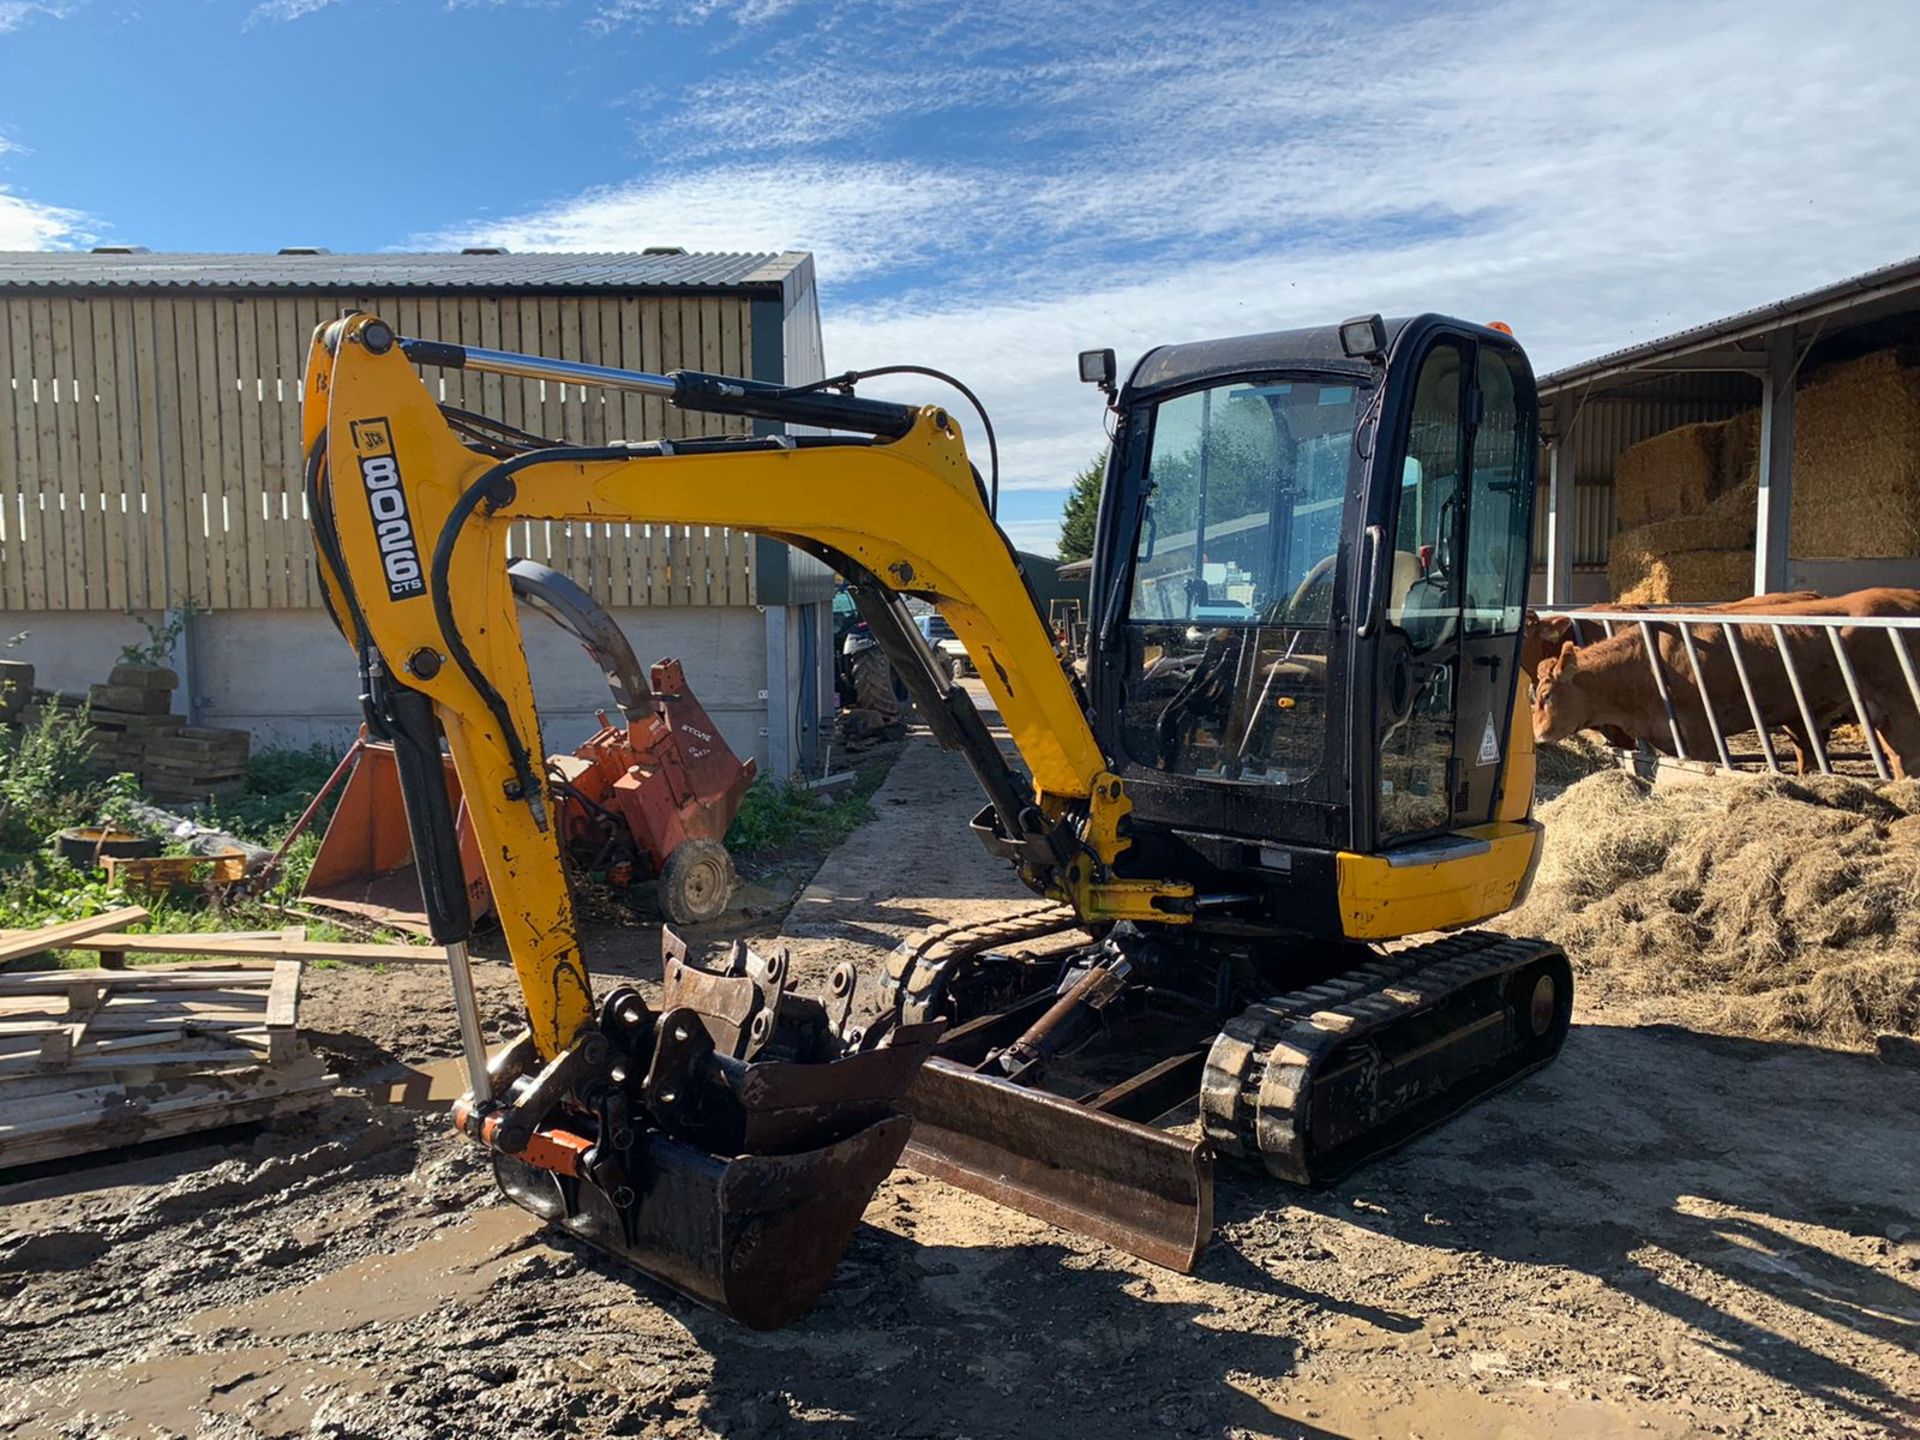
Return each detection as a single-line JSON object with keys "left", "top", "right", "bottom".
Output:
{"left": 0, "top": 250, "right": 806, "bottom": 293}
{"left": 1541, "top": 252, "right": 1920, "bottom": 392}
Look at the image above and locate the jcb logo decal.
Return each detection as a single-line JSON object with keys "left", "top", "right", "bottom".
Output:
{"left": 351, "top": 418, "right": 424, "bottom": 600}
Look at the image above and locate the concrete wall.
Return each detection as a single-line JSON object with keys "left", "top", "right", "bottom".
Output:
{"left": 0, "top": 605, "right": 784, "bottom": 774}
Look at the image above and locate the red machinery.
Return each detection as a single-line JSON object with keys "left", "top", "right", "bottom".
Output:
{"left": 303, "top": 562, "right": 756, "bottom": 928}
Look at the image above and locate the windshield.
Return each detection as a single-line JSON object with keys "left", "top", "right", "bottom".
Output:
{"left": 1128, "top": 377, "right": 1357, "bottom": 625}
{"left": 1118, "top": 375, "right": 1361, "bottom": 793}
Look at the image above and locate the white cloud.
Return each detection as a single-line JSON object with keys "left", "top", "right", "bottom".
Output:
{"left": 428, "top": 0, "right": 1920, "bottom": 503}
{"left": 0, "top": 2, "right": 77, "bottom": 33}
{"left": 246, "top": 0, "right": 339, "bottom": 22}
{"left": 0, "top": 187, "right": 90, "bottom": 249}
{"left": 424, "top": 161, "right": 985, "bottom": 281}
{"left": 591, "top": 0, "right": 801, "bottom": 27}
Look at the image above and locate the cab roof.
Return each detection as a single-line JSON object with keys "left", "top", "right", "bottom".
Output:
{"left": 1123, "top": 318, "right": 1413, "bottom": 402}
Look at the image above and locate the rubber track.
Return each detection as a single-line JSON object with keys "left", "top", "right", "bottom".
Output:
{"left": 1200, "top": 931, "right": 1569, "bottom": 1186}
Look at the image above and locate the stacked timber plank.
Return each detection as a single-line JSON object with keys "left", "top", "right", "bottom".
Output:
{"left": 0, "top": 909, "right": 336, "bottom": 1168}
{"left": 6, "top": 662, "right": 252, "bottom": 803}
{"left": 83, "top": 663, "right": 187, "bottom": 782}
{"left": 142, "top": 726, "right": 252, "bottom": 803}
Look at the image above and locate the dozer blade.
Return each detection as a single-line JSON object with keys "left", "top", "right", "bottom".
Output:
{"left": 495, "top": 1114, "right": 912, "bottom": 1332}
{"left": 899, "top": 1058, "right": 1213, "bottom": 1272}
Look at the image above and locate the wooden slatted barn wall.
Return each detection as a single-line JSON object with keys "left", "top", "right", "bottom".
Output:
{"left": 0, "top": 290, "right": 757, "bottom": 612}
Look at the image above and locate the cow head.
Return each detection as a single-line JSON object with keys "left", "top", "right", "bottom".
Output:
{"left": 1531, "top": 640, "right": 1592, "bottom": 742}
{"left": 1521, "top": 610, "right": 1578, "bottom": 678}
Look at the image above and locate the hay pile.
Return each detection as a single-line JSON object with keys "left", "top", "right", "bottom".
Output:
{"left": 1613, "top": 421, "right": 1724, "bottom": 527}
{"left": 1533, "top": 733, "right": 1617, "bottom": 797}
{"left": 1789, "top": 347, "right": 1920, "bottom": 558}
{"left": 1513, "top": 769, "right": 1920, "bottom": 1047}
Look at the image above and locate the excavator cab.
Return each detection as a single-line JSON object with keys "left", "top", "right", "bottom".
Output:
{"left": 1085, "top": 316, "right": 1544, "bottom": 931}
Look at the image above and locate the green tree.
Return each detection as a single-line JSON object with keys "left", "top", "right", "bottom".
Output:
{"left": 1057, "top": 452, "right": 1106, "bottom": 562}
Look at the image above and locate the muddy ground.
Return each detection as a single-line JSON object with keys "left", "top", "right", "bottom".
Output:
{"left": 3, "top": 694, "right": 1918, "bottom": 1439}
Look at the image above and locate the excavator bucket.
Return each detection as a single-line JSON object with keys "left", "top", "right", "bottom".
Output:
{"left": 302, "top": 740, "right": 492, "bottom": 931}
{"left": 495, "top": 1114, "right": 915, "bottom": 1331}
{"left": 487, "top": 940, "right": 943, "bottom": 1329}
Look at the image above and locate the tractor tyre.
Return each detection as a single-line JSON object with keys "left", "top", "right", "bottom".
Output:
{"left": 658, "top": 838, "right": 736, "bottom": 926}
{"left": 851, "top": 648, "right": 909, "bottom": 722}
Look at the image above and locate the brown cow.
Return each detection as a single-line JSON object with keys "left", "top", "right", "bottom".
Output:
{"left": 1520, "top": 593, "right": 1821, "bottom": 753}
{"left": 1531, "top": 588, "right": 1920, "bottom": 778}
{"left": 1520, "top": 592, "right": 1820, "bottom": 679}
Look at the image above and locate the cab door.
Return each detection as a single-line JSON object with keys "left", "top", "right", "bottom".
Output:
{"left": 1451, "top": 342, "right": 1537, "bottom": 824}
{"left": 1372, "top": 332, "right": 1536, "bottom": 847}
{"left": 1375, "top": 338, "right": 1468, "bottom": 845}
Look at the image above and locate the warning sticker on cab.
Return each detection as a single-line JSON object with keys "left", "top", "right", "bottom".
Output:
{"left": 1478, "top": 712, "right": 1501, "bottom": 766}
{"left": 350, "top": 417, "right": 425, "bottom": 601}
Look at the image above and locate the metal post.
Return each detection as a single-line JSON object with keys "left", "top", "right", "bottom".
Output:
{"left": 445, "top": 939, "right": 492, "bottom": 1102}
{"left": 1826, "top": 628, "right": 1890, "bottom": 780}
{"left": 1676, "top": 622, "right": 1734, "bottom": 770}
{"left": 1720, "top": 622, "right": 1779, "bottom": 772}
{"left": 1774, "top": 628, "right": 1830, "bottom": 775}
{"left": 1637, "top": 619, "right": 1687, "bottom": 760}
{"left": 166, "top": 604, "right": 202, "bottom": 726}
{"left": 764, "top": 605, "right": 793, "bottom": 781}
{"left": 1192, "top": 389, "right": 1212, "bottom": 617}
{"left": 1891, "top": 628, "right": 1920, "bottom": 723}
{"left": 1754, "top": 330, "right": 1797, "bottom": 595}
{"left": 1545, "top": 404, "right": 1577, "bottom": 607}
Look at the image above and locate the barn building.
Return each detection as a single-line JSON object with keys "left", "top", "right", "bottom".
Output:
{"left": 1535, "top": 254, "right": 1920, "bottom": 606}
{"left": 0, "top": 249, "right": 837, "bottom": 778}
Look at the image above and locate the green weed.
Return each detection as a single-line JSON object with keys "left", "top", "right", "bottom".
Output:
{"left": 725, "top": 759, "right": 889, "bottom": 856}
{"left": 0, "top": 699, "right": 105, "bottom": 851}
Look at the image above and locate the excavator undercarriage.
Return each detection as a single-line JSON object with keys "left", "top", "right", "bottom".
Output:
{"left": 869, "top": 905, "right": 1571, "bottom": 1270}
{"left": 302, "top": 307, "right": 1573, "bottom": 1328}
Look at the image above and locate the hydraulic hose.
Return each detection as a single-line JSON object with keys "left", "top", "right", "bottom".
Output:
{"left": 428, "top": 445, "right": 634, "bottom": 822}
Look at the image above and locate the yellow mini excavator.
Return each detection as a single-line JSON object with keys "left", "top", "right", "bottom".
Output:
{"left": 303, "top": 308, "right": 1570, "bottom": 1329}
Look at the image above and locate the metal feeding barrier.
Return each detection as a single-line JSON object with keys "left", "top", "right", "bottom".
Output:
{"left": 1550, "top": 606, "right": 1920, "bottom": 781}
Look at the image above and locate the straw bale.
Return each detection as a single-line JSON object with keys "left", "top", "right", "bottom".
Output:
{"left": 1613, "top": 422, "right": 1721, "bottom": 527}
{"left": 1513, "top": 770, "right": 1920, "bottom": 1046}
{"left": 1612, "top": 546, "right": 1752, "bottom": 604}
{"left": 1788, "top": 347, "right": 1920, "bottom": 558}
{"left": 1608, "top": 478, "right": 1756, "bottom": 578}
{"left": 1716, "top": 408, "right": 1759, "bottom": 493}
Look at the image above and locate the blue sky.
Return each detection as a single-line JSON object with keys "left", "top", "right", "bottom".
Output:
{"left": 3, "top": 0, "right": 1919, "bottom": 554}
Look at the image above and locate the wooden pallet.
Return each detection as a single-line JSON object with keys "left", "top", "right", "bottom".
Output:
{"left": 0, "top": 906, "right": 150, "bottom": 965}
{"left": 100, "top": 850, "right": 249, "bottom": 897}
{"left": 0, "top": 934, "right": 335, "bottom": 1167}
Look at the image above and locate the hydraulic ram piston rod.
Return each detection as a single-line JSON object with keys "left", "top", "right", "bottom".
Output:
{"left": 394, "top": 334, "right": 918, "bottom": 438}
{"left": 402, "top": 337, "right": 681, "bottom": 398}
